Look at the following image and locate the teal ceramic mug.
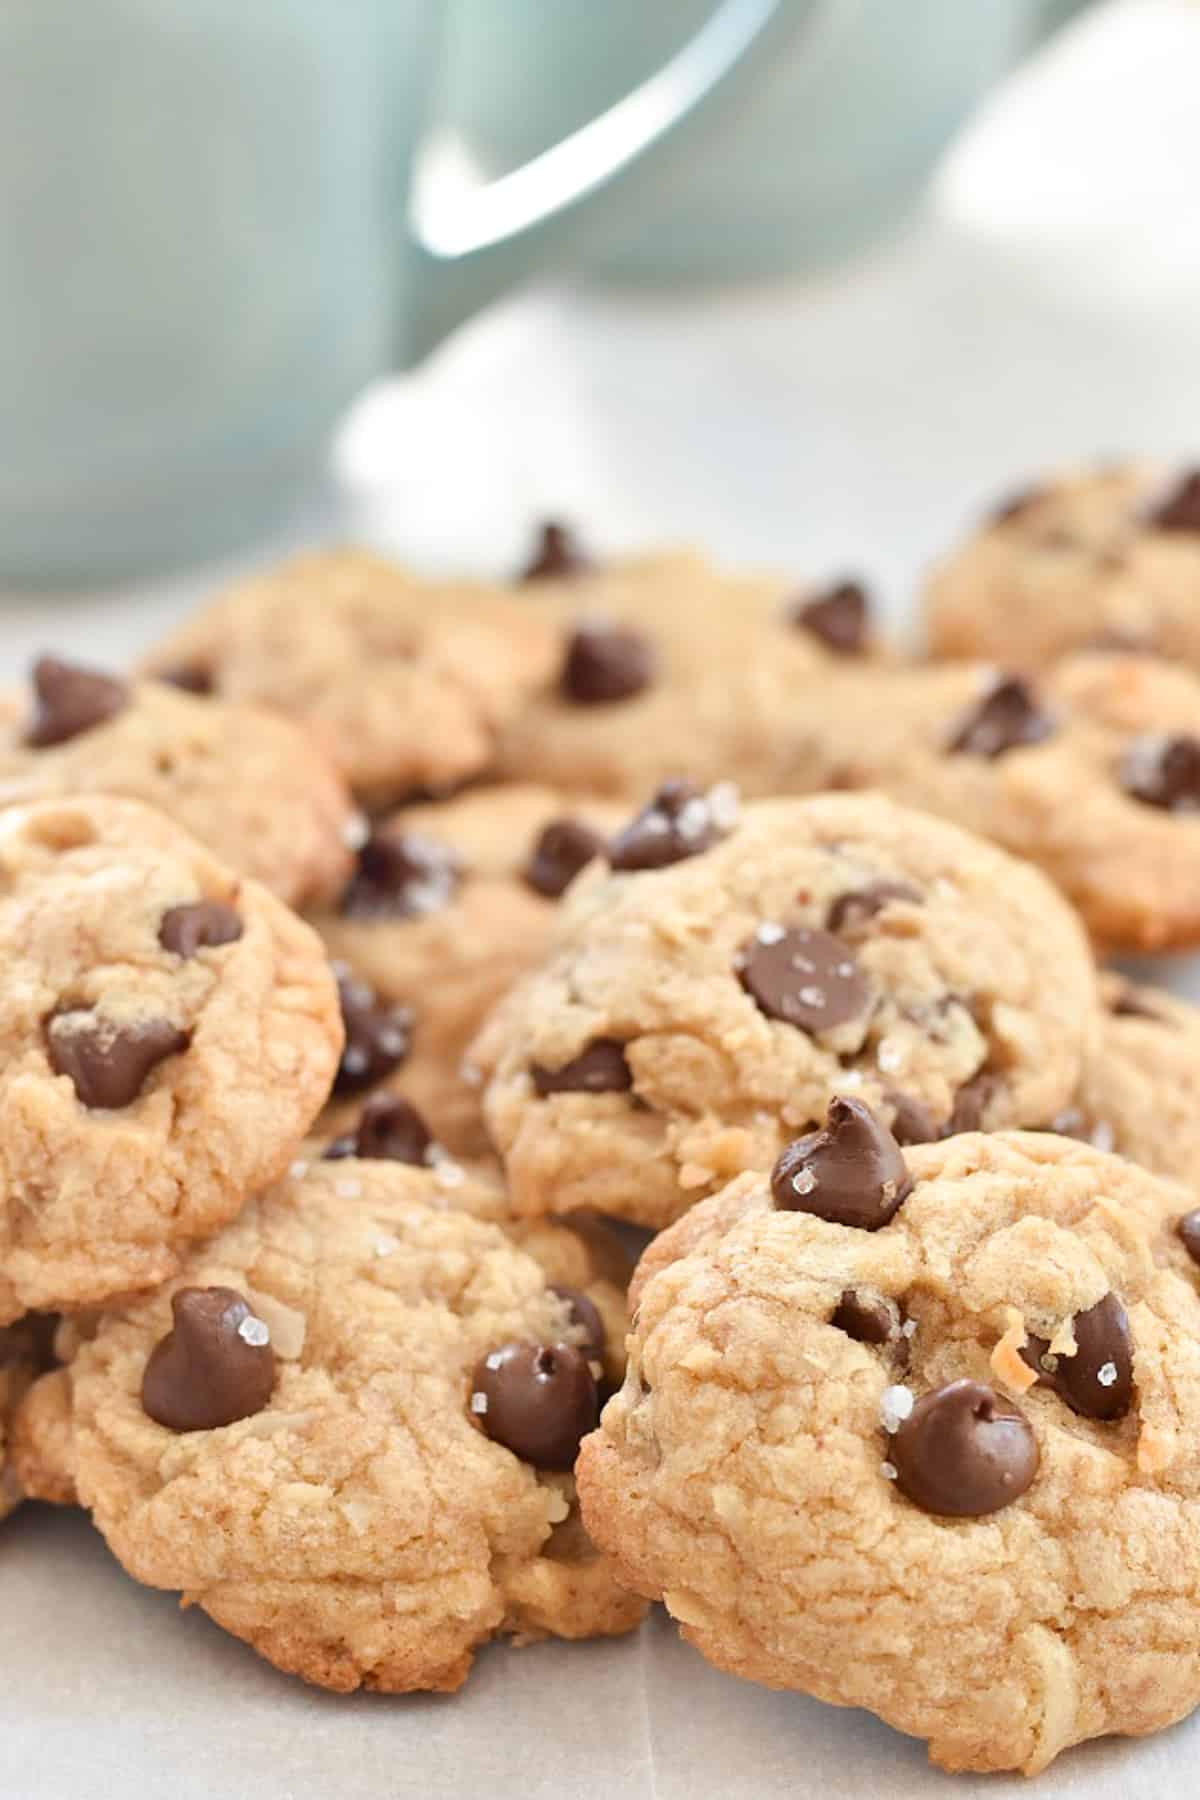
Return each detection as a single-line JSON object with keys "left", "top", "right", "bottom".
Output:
{"left": 0, "top": 0, "right": 1086, "bottom": 582}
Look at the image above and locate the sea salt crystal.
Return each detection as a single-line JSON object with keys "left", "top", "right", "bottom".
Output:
{"left": 707, "top": 782, "right": 740, "bottom": 830}
{"left": 237, "top": 1315, "right": 271, "bottom": 1349}
{"left": 790, "top": 1167, "right": 817, "bottom": 1197}
{"left": 289, "top": 1159, "right": 309, "bottom": 1181}
{"left": 470, "top": 1392, "right": 488, "bottom": 1416}
{"left": 880, "top": 1461, "right": 898, "bottom": 1482}
{"left": 876, "top": 1038, "right": 903, "bottom": 1073}
{"left": 372, "top": 1234, "right": 399, "bottom": 1259}
{"left": 1097, "top": 1361, "right": 1119, "bottom": 1388}
{"left": 756, "top": 921, "right": 786, "bottom": 945}
{"left": 879, "top": 1385, "right": 914, "bottom": 1434}
{"left": 798, "top": 985, "right": 825, "bottom": 1009}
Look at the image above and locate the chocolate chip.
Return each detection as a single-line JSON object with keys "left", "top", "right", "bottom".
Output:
{"left": 826, "top": 880, "right": 922, "bottom": 936}
{"left": 1177, "top": 1210, "right": 1200, "bottom": 1266}
{"left": 788, "top": 579, "right": 870, "bottom": 656}
{"left": 831, "top": 1288, "right": 902, "bottom": 1348}
{"left": 738, "top": 925, "right": 870, "bottom": 1033}
{"left": 1119, "top": 734, "right": 1200, "bottom": 812}
{"left": 885, "top": 1090, "right": 940, "bottom": 1146}
{"left": 1107, "top": 984, "right": 1167, "bottom": 1021}
{"left": 332, "top": 963, "right": 413, "bottom": 1095}
{"left": 25, "top": 655, "right": 129, "bottom": 748}
{"left": 888, "top": 1380, "right": 1039, "bottom": 1517}
{"left": 339, "top": 832, "right": 460, "bottom": 920}
{"left": 470, "top": 1341, "right": 598, "bottom": 1469}
{"left": 549, "top": 1285, "right": 607, "bottom": 1363}
{"left": 607, "top": 779, "right": 736, "bottom": 872}
{"left": 1148, "top": 470, "right": 1200, "bottom": 533}
{"left": 946, "top": 1071, "right": 998, "bottom": 1135}
{"left": 159, "top": 901, "right": 243, "bottom": 958}
{"left": 561, "top": 622, "right": 656, "bottom": 704}
{"left": 524, "top": 817, "right": 606, "bottom": 899}
{"left": 157, "top": 664, "right": 215, "bottom": 696}
{"left": 990, "top": 484, "right": 1046, "bottom": 524}
{"left": 47, "top": 1011, "right": 190, "bottom": 1109}
{"left": 771, "top": 1098, "right": 911, "bottom": 1229}
{"left": 141, "top": 1286, "right": 276, "bottom": 1433}
{"left": 520, "top": 520, "right": 590, "bottom": 582}
{"left": 532, "top": 1039, "right": 632, "bottom": 1097}
{"left": 323, "top": 1092, "right": 432, "bottom": 1165}
{"left": 946, "top": 675, "right": 1055, "bottom": 759}
{"left": 1020, "top": 1293, "right": 1134, "bottom": 1422}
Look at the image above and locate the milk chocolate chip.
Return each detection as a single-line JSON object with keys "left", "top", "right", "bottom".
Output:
{"left": 47, "top": 1010, "right": 189, "bottom": 1108}
{"left": 888, "top": 1380, "right": 1039, "bottom": 1517}
{"left": 562, "top": 622, "right": 655, "bottom": 704}
{"left": 739, "top": 925, "right": 870, "bottom": 1033}
{"left": 332, "top": 963, "right": 413, "bottom": 1095}
{"left": 524, "top": 818, "right": 606, "bottom": 899}
{"left": 26, "top": 656, "right": 129, "bottom": 747}
{"left": 832, "top": 1289, "right": 903, "bottom": 1349}
{"left": 142, "top": 1286, "right": 276, "bottom": 1432}
{"left": 521, "top": 520, "right": 590, "bottom": 581}
{"left": 1120, "top": 735, "right": 1200, "bottom": 812}
{"left": 339, "top": 832, "right": 460, "bottom": 920}
{"left": 947, "top": 675, "right": 1055, "bottom": 759}
{"left": 1020, "top": 1293, "right": 1134, "bottom": 1422}
{"left": 771, "top": 1098, "right": 911, "bottom": 1228}
{"left": 789, "top": 580, "right": 870, "bottom": 656}
{"left": 159, "top": 900, "right": 243, "bottom": 957}
{"left": 826, "top": 880, "right": 922, "bottom": 936}
{"left": 532, "top": 1039, "right": 632, "bottom": 1096}
{"left": 470, "top": 1342, "right": 598, "bottom": 1468}
{"left": 608, "top": 779, "right": 736, "bottom": 872}
{"left": 323, "top": 1093, "right": 432, "bottom": 1165}
{"left": 1177, "top": 1210, "right": 1200, "bottom": 1266}
{"left": 549, "top": 1285, "right": 607, "bottom": 1363}
{"left": 1149, "top": 470, "right": 1200, "bottom": 533}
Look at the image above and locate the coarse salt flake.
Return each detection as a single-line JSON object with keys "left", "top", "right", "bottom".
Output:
{"left": 238, "top": 1315, "right": 271, "bottom": 1349}
{"left": 879, "top": 1385, "right": 914, "bottom": 1434}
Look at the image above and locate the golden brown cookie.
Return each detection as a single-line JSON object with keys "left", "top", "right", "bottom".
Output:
{"left": 579, "top": 1128, "right": 1200, "bottom": 1774}
{"left": 0, "top": 795, "right": 342, "bottom": 1322}
{"left": 497, "top": 550, "right": 881, "bottom": 801}
{"left": 925, "top": 463, "right": 1200, "bottom": 668}
{"left": 0, "top": 657, "right": 355, "bottom": 908}
{"left": 313, "top": 785, "right": 624, "bottom": 1157}
{"left": 16, "top": 1161, "right": 643, "bottom": 1693}
{"left": 139, "top": 550, "right": 560, "bottom": 803}
{"left": 475, "top": 792, "right": 1098, "bottom": 1228}
{"left": 764, "top": 651, "right": 1200, "bottom": 950}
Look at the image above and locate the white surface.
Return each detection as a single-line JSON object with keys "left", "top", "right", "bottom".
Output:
{"left": 4, "top": 4, "right": 1200, "bottom": 1795}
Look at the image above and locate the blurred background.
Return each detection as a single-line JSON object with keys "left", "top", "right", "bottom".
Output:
{"left": 0, "top": 0, "right": 1197, "bottom": 659}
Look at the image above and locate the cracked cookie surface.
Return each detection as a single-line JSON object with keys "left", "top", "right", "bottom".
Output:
{"left": 15, "top": 1161, "right": 641, "bottom": 1693}
{"left": 139, "top": 550, "right": 559, "bottom": 802}
{"left": 925, "top": 463, "right": 1200, "bottom": 669}
{"left": 579, "top": 1130, "right": 1200, "bottom": 1774}
{"left": 475, "top": 793, "right": 1097, "bottom": 1228}
{"left": 0, "top": 661, "right": 354, "bottom": 909}
{"left": 0, "top": 795, "right": 341, "bottom": 1321}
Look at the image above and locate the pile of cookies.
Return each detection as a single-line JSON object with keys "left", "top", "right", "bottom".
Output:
{"left": 6, "top": 460, "right": 1200, "bottom": 1777}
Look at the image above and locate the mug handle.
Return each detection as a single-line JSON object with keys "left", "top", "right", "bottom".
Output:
{"left": 404, "top": 0, "right": 825, "bottom": 358}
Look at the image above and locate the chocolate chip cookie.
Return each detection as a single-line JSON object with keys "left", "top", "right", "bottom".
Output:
{"left": 474, "top": 792, "right": 1097, "bottom": 1228}
{"left": 0, "top": 795, "right": 342, "bottom": 1322}
{"left": 0, "top": 657, "right": 355, "bottom": 909}
{"left": 1047, "top": 972, "right": 1200, "bottom": 1193}
{"left": 579, "top": 1128, "right": 1200, "bottom": 1774}
{"left": 925, "top": 463, "right": 1200, "bottom": 669}
{"left": 497, "top": 550, "right": 881, "bottom": 802}
{"left": 0, "top": 1317, "right": 51, "bottom": 1521}
{"left": 15, "top": 1160, "right": 642, "bottom": 1693}
{"left": 313, "top": 785, "right": 623, "bottom": 1157}
{"left": 139, "top": 550, "right": 560, "bottom": 803}
{"left": 770, "top": 651, "right": 1200, "bottom": 949}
